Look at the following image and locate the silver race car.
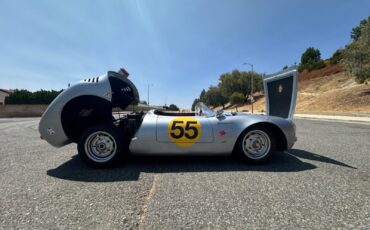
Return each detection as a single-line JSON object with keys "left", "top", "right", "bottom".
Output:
{"left": 39, "top": 67, "right": 298, "bottom": 168}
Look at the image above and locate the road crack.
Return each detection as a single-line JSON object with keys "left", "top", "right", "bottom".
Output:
{"left": 137, "top": 174, "right": 158, "bottom": 230}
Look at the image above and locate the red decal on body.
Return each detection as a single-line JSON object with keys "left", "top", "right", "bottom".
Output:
{"left": 218, "top": 130, "right": 226, "bottom": 136}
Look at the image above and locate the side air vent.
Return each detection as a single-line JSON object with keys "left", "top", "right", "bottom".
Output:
{"left": 83, "top": 77, "right": 99, "bottom": 83}
{"left": 121, "top": 86, "right": 132, "bottom": 92}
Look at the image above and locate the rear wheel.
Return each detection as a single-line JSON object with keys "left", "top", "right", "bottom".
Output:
{"left": 78, "top": 124, "right": 124, "bottom": 168}
{"left": 235, "top": 126, "right": 276, "bottom": 164}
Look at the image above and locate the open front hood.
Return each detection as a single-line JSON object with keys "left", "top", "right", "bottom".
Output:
{"left": 263, "top": 67, "right": 298, "bottom": 120}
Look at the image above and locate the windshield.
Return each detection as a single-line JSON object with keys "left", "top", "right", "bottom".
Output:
{"left": 194, "top": 102, "right": 215, "bottom": 117}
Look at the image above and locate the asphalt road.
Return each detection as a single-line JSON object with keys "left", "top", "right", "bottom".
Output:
{"left": 0, "top": 118, "right": 369, "bottom": 229}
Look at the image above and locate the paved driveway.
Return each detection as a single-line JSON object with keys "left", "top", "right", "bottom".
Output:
{"left": 0, "top": 118, "right": 369, "bottom": 229}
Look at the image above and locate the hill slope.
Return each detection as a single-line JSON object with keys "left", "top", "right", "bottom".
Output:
{"left": 224, "top": 66, "right": 370, "bottom": 116}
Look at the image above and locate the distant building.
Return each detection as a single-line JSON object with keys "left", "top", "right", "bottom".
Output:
{"left": 0, "top": 89, "right": 13, "bottom": 105}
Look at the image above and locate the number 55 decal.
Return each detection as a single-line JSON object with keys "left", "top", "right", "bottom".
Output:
{"left": 168, "top": 118, "right": 202, "bottom": 147}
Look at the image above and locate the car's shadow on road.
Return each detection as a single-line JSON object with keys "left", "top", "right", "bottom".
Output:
{"left": 46, "top": 149, "right": 356, "bottom": 182}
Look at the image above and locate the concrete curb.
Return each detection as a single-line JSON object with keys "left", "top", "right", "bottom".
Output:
{"left": 294, "top": 114, "right": 370, "bottom": 123}
{"left": 238, "top": 111, "right": 370, "bottom": 123}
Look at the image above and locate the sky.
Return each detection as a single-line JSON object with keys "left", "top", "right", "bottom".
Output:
{"left": 0, "top": 0, "right": 369, "bottom": 108}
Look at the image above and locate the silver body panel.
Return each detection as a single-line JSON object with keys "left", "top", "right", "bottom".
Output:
{"left": 129, "top": 110, "right": 297, "bottom": 155}
{"left": 39, "top": 74, "right": 112, "bottom": 147}
{"left": 39, "top": 68, "right": 298, "bottom": 155}
{"left": 130, "top": 67, "right": 298, "bottom": 155}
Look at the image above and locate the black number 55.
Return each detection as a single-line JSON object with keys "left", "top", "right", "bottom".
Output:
{"left": 170, "top": 121, "right": 199, "bottom": 139}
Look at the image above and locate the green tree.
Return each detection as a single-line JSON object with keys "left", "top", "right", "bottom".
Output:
{"left": 168, "top": 104, "right": 180, "bottom": 111}
{"left": 199, "top": 89, "right": 206, "bottom": 102}
{"left": 351, "top": 16, "right": 370, "bottom": 41}
{"left": 301, "top": 47, "right": 321, "bottom": 65}
{"left": 299, "top": 47, "right": 326, "bottom": 72}
{"left": 203, "top": 86, "right": 227, "bottom": 108}
{"left": 218, "top": 70, "right": 242, "bottom": 99}
{"left": 283, "top": 65, "right": 288, "bottom": 70}
{"left": 329, "top": 49, "right": 344, "bottom": 65}
{"left": 212, "top": 87, "right": 228, "bottom": 109}
{"left": 218, "top": 70, "right": 263, "bottom": 99}
{"left": 239, "top": 71, "right": 263, "bottom": 95}
{"left": 191, "top": 98, "right": 200, "bottom": 111}
{"left": 343, "top": 17, "right": 370, "bottom": 83}
{"left": 192, "top": 69, "right": 264, "bottom": 111}
{"left": 229, "top": 92, "right": 244, "bottom": 111}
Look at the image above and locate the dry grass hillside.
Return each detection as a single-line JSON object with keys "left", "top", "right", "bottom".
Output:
{"left": 218, "top": 65, "right": 370, "bottom": 116}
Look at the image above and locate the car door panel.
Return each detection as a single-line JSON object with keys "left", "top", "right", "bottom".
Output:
{"left": 156, "top": 116, "right": 214, "bottom": 144}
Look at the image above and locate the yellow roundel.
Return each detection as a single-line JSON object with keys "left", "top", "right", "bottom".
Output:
{"left": 168, "top": 117, "right": 202, "bottom": 147}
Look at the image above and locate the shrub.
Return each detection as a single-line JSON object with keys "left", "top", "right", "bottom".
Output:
{"left": 299, "top": 64, "right": 343, "bottom": 81}
{"left": 230, "top": 92, "right": 244, "bottom": 111}
{"left": 5, "top": 89, "right": 61, "bottom": 104}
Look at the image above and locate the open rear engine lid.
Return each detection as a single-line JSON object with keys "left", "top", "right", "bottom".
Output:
{"left": 107, "top": 68, "right": 140, "bottom": 110}
{"left": 263, "top": 67, "right": 298, "bottom": 120}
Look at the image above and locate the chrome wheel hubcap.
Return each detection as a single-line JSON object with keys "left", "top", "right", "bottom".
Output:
{"left": 84, "top": 131, "right": 117, "bottom": 163}
{"left": 242, "top": 130, "right": 271, "bottom": 159}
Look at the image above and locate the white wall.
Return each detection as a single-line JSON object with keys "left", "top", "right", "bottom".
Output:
{"left": 0, "top": 91, "right": 9, "bottom": 105}
{"left": 0, "top": 104, "right": 48, "bottom": 117}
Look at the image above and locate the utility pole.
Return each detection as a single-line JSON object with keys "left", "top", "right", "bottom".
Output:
{"left": 147, "top": 84, "right": 153, "bottom": 106}
{"left": 243, "top": 62, "right": 254, "bottom": 113}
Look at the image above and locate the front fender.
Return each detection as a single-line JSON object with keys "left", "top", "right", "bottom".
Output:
{"left": 213, "top": 114, "right": 296, "bottom": 152}
{"left": 39, "top": 74, "right": 112, "bottom": 147}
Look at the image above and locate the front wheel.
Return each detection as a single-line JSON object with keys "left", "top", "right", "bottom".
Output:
{"left": 78, "top": 124, "right": 124, "bottom": 168}
{"left": 235, "top": 126, "right": 276, "bottom": 164}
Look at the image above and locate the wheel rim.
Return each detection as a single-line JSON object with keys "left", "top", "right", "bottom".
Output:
{"left": 242, "top": 130, "right": 271, "bottom": 160}
{"left": 84, "top": 131, "right": 117, "bottom": 163}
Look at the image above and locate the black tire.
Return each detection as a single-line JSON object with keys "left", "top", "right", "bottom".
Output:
{"left": 235, "top": 126, "right": 276, "bottom": 164}
{"left": 78, "top": 123, "right": 124, "bottom": 168}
